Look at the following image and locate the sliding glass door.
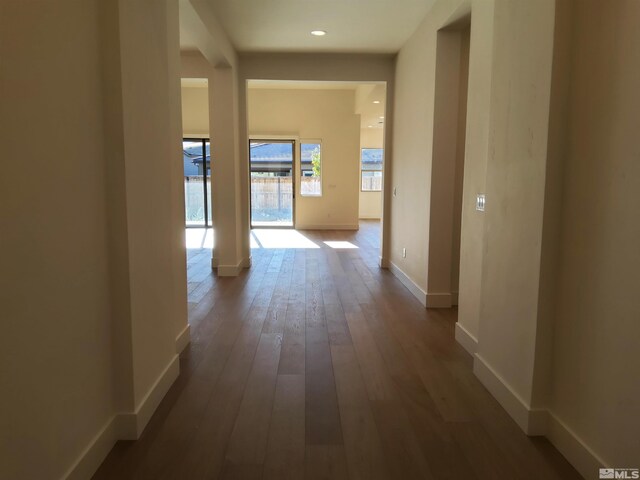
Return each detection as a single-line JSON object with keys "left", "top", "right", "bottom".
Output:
{"left": 249, "top": 140, "right": 294, "bottom": 227}
{"left": 183, "top": 139, "right": 211, "bottom": 227}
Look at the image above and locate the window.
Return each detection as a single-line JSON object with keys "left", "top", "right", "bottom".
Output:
{"left": 361, "top": 148, "right": 383, "bottom": 191}
{"left": 300, "top": 141, "right": 322, "bottom": 196}
{"left": 183, "top": 139, "right": 211, "bottom": 227}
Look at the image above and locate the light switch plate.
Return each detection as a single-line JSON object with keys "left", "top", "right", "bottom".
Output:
{"left": 476, "top": 194, "right": 486, "bottom": 212}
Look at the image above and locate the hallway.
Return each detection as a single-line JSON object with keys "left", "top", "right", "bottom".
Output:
{"left": 94, "top": 221, "right": 580, "bottom": 479}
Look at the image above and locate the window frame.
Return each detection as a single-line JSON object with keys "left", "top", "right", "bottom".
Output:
{"left": 300, "top": 139, "right": 323, "bottom": 197}
{"left": 360, "top": 147, "right": 383, "bottom": 192}
{"left": 182, "top": 137, "right": 211, "bottom": 228}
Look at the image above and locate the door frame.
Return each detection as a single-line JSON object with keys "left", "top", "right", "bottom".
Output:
{"left": 249, "top": 135, "right": 299, "bottom": 229}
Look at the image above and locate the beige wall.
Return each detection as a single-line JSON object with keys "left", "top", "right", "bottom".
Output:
{"left": 450, "top": 27, "right": 470, "bottom": 305}
{"left": 476, "top": 0, "right": 556, "bottom": 413}
{"left": 457, "top": 0, "right": 494, "bottom": 341}
{"left": 248, "top": 88, "right": 361, "bottom": 229}
{"left": 425, "top": 23, "right": 469, "bottom": 308}
{"left": 549, "top": 0, "right": 640, "bottom": 469}
{"left": 394, "top": 0, "right": 639, "bottom": 475}
{"left": 391, "top": 0, "right": 471, "bottom": 295}
{"left": 116, "top": 0, "right": 185, "bottom": 410}
{"left": 0, "top": 1, "right": 187, "bottom": 478}
{"left": 0, "top": 2, "right": 114, "bottom": 478}
{"left": 181, "top": 85, "right": 209, "bottom": 137}
{"left": 359, "top": 128, "right": 383, "bottom": 219}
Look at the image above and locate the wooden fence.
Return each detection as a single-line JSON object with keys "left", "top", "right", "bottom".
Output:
{"left": 361, "top": 176, "right": 383, "bottom": 192}
{"left": 250, "top": 177, "right": 293, "bottom": 211}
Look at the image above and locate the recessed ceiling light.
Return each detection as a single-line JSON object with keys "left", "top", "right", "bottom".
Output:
{"left": 368, "top": 125, "right": 373, "bottom": 128}
{"left": 373, "top": 100, "right": 381, "bottom": 104}
{"left": 379, "top": 116, "right": 384, "bottom": 119}
{"left": 311, "top": 30, "right": 327, "bottom": 36}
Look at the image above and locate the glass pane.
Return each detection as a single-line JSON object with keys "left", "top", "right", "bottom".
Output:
{"left": 183, "top": 140, "right": 205, "bottom": 226}
{"left": 250, "top": 141, "right": 294, "bottom": 227}
{"left": 361, "top": 148, "right": 383, "bottom": 191}
{"left": 301, "top": 142, "right": 321, "bottom": 196}
{"left": 361, "top": 171, "right": 383, "bottom": 191}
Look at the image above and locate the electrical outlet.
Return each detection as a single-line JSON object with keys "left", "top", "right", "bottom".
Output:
{"left": 476, "top": 194, "right": 486, "bottom": 212}
{"left": 402, "top": 248, "right": 407, "bottom": 258}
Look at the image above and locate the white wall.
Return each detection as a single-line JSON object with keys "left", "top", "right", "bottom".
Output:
{"left": 359, "top": 128, "right": 383, "bottom": 219}
{"left": 0, "top": 1, "right": 187, "bottom": 478}
{"left": 391, "top": 0, "right": 472, "bottom": 295}
{"left": 393, "top": 0, "right": 640, "bottom": 476}
{"left": 248, "top": 88, "right": 361, "bottom": 229}
{"left": 0, "top": 2, "right": 114, "bottom": 478}
{"left": 548, "top": 0, "right": 640, "bottom": 470}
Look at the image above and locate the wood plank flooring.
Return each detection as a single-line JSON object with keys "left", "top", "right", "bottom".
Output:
{"left": 93, "top": 221, "right": 582, "bottom": 480}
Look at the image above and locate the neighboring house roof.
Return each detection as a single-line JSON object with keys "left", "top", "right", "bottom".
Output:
{"left": 183, "top": 142, "right": 211, "bottom": 176}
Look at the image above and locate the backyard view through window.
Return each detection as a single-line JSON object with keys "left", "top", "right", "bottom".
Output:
{"left": 361, "top": 148, "right": 383, "bottom": 191}
{"left": 183, "top": 139, "right": 211, "bottom": 227}
{"left": 301, "top": 142, "right": 322, "bottom": 196}
{"left": 250, "top": 140, "right": 294, "bottom": 227}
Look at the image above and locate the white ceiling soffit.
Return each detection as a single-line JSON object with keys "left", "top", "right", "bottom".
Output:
{"left": 247, "top": 80, "right": 377, "bottom": 90}
{"left": 356, "top": 84, "right": 386, "bottom": 129}
{"left": 181, "top": 78, "right": 209, "bottom": 88}
{"left": 206, "top": 0, "right": 437, "bottom": 53}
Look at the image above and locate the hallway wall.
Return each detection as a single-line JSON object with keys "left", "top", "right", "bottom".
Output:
{"left": 0, "top": 2, "right": 114, "bottom": 478}
{"left": 0, "top": 1, "right": 188, "bottom": 478}
{"left": 391, "top": 0, "right": 640, "bottom": 476}
{"left": 548, "top": 0, "right": 640, "bottom": 469}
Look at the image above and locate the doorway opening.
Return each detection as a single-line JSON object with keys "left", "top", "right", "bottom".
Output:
{"left": 249, "top": 139, "right": 295, "bottom": 228}
{"left": 426, "top": 19, "right": 470, "bottom": 307}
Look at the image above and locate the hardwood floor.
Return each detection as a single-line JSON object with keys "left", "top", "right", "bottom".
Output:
{"left": 93, "top": 221, "right": 581, "bottom": 480}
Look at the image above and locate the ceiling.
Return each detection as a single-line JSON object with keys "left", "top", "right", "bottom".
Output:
{"left": 206, "top": 0, "right": 436, "bottom": 53}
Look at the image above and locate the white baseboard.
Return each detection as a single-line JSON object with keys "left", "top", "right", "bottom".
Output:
{"left": 388, "top": 261, "right": 427, "bottom": 307}
{"left": 358, "top": 216, "right": 381, "bottom": 220}
{"left": 426, "top": 292, "right": 452, "bottom": 308}
{"left": 451, "top": 290, "right": 459, "bottom": 306}
{"left": 216, "top": 257, "right": 250, "bottom": 277}
{"left": 217, "top": 260, "right": 243, "bottom": 277}
{"left": 473, "top": 354, "right": 547, "bottom": 435}
{"left": 130, "top": 354, "right": 180, "bottom": 437}
{"left": 175, "top": 324, "right": 191, "bottom": 353}
{"left": 64, "top": 355, "right": 180, "bottom": 479}
{"left": 296, "top": 223, "right": 359, "bottom": 230}
{"left": 455, "top": 322, "right": 478, "bottom": 355}
{"left": 63, "top": 415, "right": 121, "bottom": 480}
{"left": 547, "top": 411, "right": 606, "bottom": 480}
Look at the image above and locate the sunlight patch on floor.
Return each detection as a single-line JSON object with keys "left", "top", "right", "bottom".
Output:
{"left": 251, "top": 229, "right": 319, "bottom": 249}
{"left": 185, "top": 228, "right": 214, "bottom": 249}
{"left": 324, "top": 241, "right": 359, "bottom": 249}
